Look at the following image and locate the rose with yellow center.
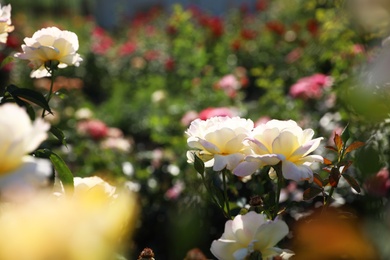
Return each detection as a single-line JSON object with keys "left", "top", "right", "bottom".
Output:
{"left": 14, "top": 27, "right": 82, "bottom": 78}
{"left": 233, "top": 120, "right": 323, "bottom": 182}
{"left": 186, "top": 116, "right": 254, "bottom": 172}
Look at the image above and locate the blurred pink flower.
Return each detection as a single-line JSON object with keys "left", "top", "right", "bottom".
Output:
{"left": 364, "top": 168, "right": 390, "bottom": 197}
{"left": 254, "top": 116, "right": 271, "bottom": 127}
{"left": 91, "top": 27, "right": 113, "bottom": 55}
{"left": 77, "top": 119, "right": 108, "bottom": 140}
{"left": 165, "top": 181, "right": 184, "bottom": 200}
{"left": 198, "top": 107, "right": 237, "bottom": 120}
{"left": 286, "top": 48, "right": 302, "bottom": 63}
{"left": 289, "top": 73, "right": 333, "bottom": 100}
{"left": 216, "top": 74, "right": 240, "bottom": 98}
{"left": 181, "top": 110, "right": 199, "bottom": 126}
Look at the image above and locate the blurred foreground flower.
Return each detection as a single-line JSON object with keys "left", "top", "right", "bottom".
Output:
{"left": 186, "top": 116, "right": 253, "bottom": 171}
{"left": 0, "top": 4, "right": 14, "bottom": 44}
{"left": 0, "top": 103, "right": 51, "bottom": 201}
{"left": 14, "top": 27, "right": 82, "bottom": 78}
{"left": 210, "top": 211, "right": 292, "bottom": 260}
{"left": 292, "top": 209, "right": 379, "bottom": 259}
{"left": 0, "top": 180, "right": 137, "bottom": 260}
{"left": 234, "top": 120, "right": 323, "bottom": 182}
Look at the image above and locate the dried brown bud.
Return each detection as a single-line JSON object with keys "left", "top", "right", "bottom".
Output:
{"left": 138, "top": 247, "right": 155, "bottom": 260}
{"left": 249, "top": 195, "right": 263, "bottom": 207}
{"left": 184, "top": 248, "right": 207, "bottom": 260}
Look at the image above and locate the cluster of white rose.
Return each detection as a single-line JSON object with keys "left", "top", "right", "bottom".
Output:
{"left": 186, "top": 116, "right": 323, "bottom": 182}
{"left": 186, "top": 116, "right": 324, "bottom": 259}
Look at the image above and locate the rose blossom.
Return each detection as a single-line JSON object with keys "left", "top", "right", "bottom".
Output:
{"left": 210, "top": 211, "right": 292, "bottom": 260}
{"left": 289, "top": 73, "right": 333, "bottom": 100}
{"left": 0, "top": 103, "right": 51, "bottom": 201}
{"left": 233, "top": 120, "right": 323, "bottom": 182}
{"left": 77, "top": 119, "right": 108, "bottom": 140}
{"left": 186, "top": 117, "right": 253, "bottom": 171}
{"left": 0, "top": 4, "right": 14, "bottom": 44}
{"left": 216, "top": 74, "right": 241, "bottom": 98}
{"left": 14, "top": 27, "right": 82, "bottom": 78}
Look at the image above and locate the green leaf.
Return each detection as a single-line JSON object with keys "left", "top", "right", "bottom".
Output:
{"left": 193, "top": 153, "right": 205, "bottom": 175}
{"left": 340, "top": 124, "right": 350, "bottom": 144}
{"left": 342, "top": 173, "right": 361, "bottom": 193}
{"left": 50, "top": 126, "right": 67, "bottom": 146}
{"left": 35, "top": 149, "right": 74, "bottom": 190}
{"left": 6, "top": 85, "right": 52, "bottom": 113}
{"left": 303, "top": 186, "right": 323, "bottom": 200}
{"left": 0, "top": 56, "right": 14, "bottom": 69}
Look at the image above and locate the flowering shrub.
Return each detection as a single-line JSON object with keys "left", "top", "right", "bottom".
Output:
{"left": 2, "top": 0, "right": 390, "bottom": 259}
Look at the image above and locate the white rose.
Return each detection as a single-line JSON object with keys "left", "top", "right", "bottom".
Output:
{"left": 234, "top": 120, "right": 323, "bottom": 182}
{"left": 0, "top": 103, "right": 51, "bottom": 201}
{"left": 210, "top": 211, "right": 292, "bottom": 260}
{"left": 186, "top": 116, "right": 254, "bottom": 172}
{"left": 14, "top": 27, "right": 83, "bottom": 78}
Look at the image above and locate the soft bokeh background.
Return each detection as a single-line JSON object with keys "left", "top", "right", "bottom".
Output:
{"left": 3, "top": 0, "right": 390, "bottom": 259}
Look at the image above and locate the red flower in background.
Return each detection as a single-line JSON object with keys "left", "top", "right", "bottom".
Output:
{"left": 199, "top": 16, "right": 224, "bottom": 37}
{"left": 165, "top": 57, "right": 175, "bottom": 71}
{"left": 118, "top": 41, "right": 137, "bottom": 56}
{"left": 91, "top": 27, "right": 113, "bottom": 55}
{"left": 231, "top": 40, "right": 241, "bottom": 51}
{"left": 289, "top": 73, "right": 333, "bottom": 100}
{"left": 364, "top": 168, "right": 390, "bottom": 197}
{"left": 256, "top": 0, "right": 268, "bottom": 11}
{"left": 144, "top": 50, "right": 160, "bottom": 61}
{"left": 266, "top": 21, "right": 285, "bottom": 35}
{"left": 307, "top": 19, "right": 319, "bottom": 36}
{"left": 77, "top": 119, "right": 108, "bottom": 140}
{"left": 241, "top": 29, "right": 257, "bottom": 40}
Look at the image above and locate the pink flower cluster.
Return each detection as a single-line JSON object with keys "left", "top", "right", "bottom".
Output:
{"left": 289, "top": 73, "right": 333, "bottom": 100}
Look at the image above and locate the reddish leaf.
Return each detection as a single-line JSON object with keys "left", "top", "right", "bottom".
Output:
{"left": 345, "top": 141, "right": 365, "bottom": 155}
{"left": 325, "top": 146, "right": 338, "bottom": 152}
{"left": 313, "top": 173, "right": 323, "bottom": 188}
{"left": 329, "top": 167, "right": 340, "bottom": 187}
{"left": 303, "top": 186, "right": 323, "bottom": 200}
{"left": 323, "top": 157, "right": 333, "bottom": 165}
{"left": 340, "top": 161, "right": 353, "bottom": 174}
{"left": 342, "top": 173, "right": 361, "bottom": 193}
{"left": 333, "top": 133, "right": 343, "bottom": 152}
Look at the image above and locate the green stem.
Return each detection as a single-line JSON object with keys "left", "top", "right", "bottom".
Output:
{"left": 323, "top": 186, "right": 335, "bottom": 209}
{"left": 41, "top": 68, "right": 54, "bottom": 118}
{"left": 273, "top": 162, "right": 284, "bottom": 219}
{"left": 222, "top": 169, "right": 231, "bottom": 219}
